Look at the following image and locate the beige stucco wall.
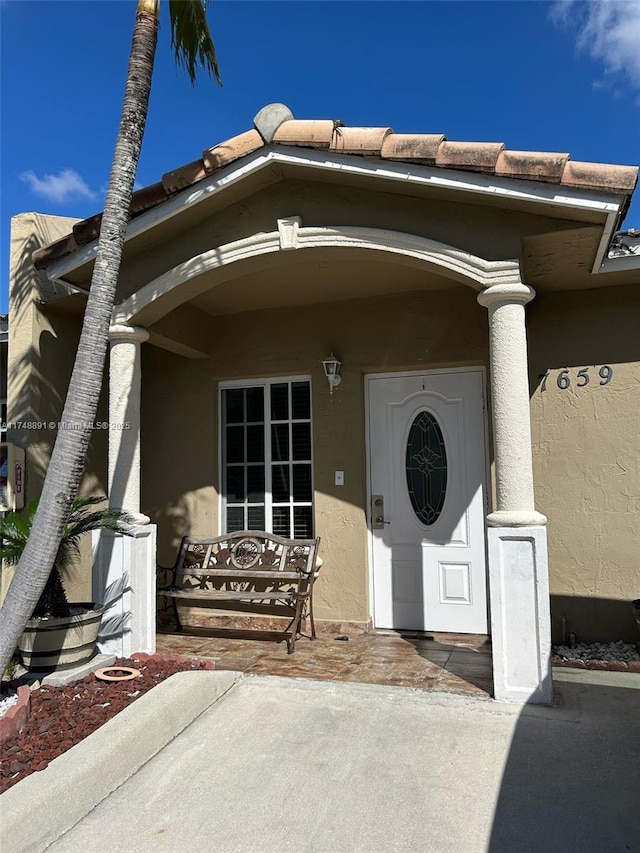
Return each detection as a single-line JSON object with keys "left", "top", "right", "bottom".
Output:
{"left": 0, "top": 340, "right": 7, "bottom": 404}
{"left": 528, "top": 284, "right": 640, "bottom": 642}
{"left": 143, "top": 285, "right": 489, "bottom": 623}
{"left": 6, "top": 213, "right": 108, "bottom": 603}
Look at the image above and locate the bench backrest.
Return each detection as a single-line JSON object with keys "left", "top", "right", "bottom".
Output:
{"left": 175, "top": 531, "right": 321, "bottom": 577}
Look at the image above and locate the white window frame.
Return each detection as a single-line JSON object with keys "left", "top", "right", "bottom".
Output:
{"left": 218, "top": 376, "right": 314, "bottom": 537}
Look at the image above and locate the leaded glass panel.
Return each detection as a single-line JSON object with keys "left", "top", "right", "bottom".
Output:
{"left": 405, "top": 411, "right": 447, "bottom": 526}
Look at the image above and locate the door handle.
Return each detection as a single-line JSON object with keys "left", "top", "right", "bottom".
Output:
{"left": 372, "top": 495, "right": 390, "bottom": 529}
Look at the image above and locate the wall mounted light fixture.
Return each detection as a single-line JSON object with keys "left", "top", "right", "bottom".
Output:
{"left": 322, "top": 353, "right": 342, "bottom": 394}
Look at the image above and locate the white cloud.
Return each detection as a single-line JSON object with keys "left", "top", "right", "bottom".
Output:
{"left": 552, "top": 0, "right": 640, "bottom": 90}
{"left": 19, "top": 168, "right": 97, "bottom": 204}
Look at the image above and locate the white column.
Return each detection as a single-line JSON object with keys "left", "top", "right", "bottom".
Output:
{"left": 477, "top": 283, "right": 546, "bottom": 528}
{"left": 92, "top": 323, "right": 156, "bottom": 658}
{"left": 478, "top": 282, "right": 552, "bottom": 705}
{"left": 108, "top": 324, "right": 149, "bottom": 524}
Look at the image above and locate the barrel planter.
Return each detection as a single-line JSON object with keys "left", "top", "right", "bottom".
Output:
{"left": 18, "top": 603, "right": 104, "bottom": 671}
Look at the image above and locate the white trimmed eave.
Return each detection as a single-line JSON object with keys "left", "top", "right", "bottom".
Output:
{"left": 43, "top": 146, "right": 625, "bottom": 283}
{"left": 112, "top": 226, "right": 522, "bottom": 326}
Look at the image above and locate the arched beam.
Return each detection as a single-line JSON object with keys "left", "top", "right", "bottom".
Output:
{"left": 113, "top": 225, "right": 521, "bottom": 325}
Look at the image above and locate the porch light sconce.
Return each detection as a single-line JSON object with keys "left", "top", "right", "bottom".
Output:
{"left": 322, "top": 353, "right": 342, "bottom": 395}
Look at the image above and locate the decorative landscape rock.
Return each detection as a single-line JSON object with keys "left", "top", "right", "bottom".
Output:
{"left": 0, "top": 653, "right": 214, "bottom": 793}
{"left": 552, "top": 641, "right": 640, "bottom": 672}
{"left": 0, "top": 686, "right": 31, "bottom": 745}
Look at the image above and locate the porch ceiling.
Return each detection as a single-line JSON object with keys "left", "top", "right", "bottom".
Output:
{"left": 187, "top": 249, "right": 458, "bottom": 317}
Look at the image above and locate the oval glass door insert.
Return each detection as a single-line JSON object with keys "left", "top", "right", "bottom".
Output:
{"left": 405, "top": 411, "right": 447, "bottom": 525}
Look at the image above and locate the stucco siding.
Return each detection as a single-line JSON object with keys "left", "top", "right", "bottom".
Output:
{"left": 7, "top": 213, "right": 108, "bottom": 603}
{"left": 529, "top": 285, "right": 640, "bottom": 642}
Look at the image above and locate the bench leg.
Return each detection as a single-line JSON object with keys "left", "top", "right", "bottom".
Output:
{"left": 172, "top": 598, "right": 183, "bottom": 632}
{"left": 287, "top": 598, "right": 308, "bottom": 654}
{"left": 308, "top": 595, "right": 316, "bottom": 640}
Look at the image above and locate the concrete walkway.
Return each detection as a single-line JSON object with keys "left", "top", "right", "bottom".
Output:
{"left": 4, "top": 669, "right": 639, "bottom": 853}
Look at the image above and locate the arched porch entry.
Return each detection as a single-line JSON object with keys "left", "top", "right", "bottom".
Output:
{"left": 104, "top": 225, "right": 552, "bottom": 704}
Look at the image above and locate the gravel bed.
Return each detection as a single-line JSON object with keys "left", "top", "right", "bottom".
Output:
{"left": 0, "top": 654, "right": 214, "bottom": 794}
{"left": 552, "top": 640, "right": 640, "bottom": 671}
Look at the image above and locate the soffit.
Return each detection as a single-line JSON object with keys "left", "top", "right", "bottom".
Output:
{"left": 187, "top": 249, "right": 458, "bottom": 318}
{"left": 522, "top": 227, "right": 640, "bottom": 289}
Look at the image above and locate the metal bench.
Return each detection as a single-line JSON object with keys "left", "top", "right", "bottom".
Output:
{"left": 157, "top": 530, "right": 321, "bottom": 653}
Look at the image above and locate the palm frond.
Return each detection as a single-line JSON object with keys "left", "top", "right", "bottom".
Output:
{"left": 57, "top": 502, "right": 136, "bottom": 565}
{"left": 2, "top": 495, "right": 136, "bottom": 570}
{"left": 24, "top": 499, "right": 39, "bottom": 527}
{"left": 168, "top": 0, "right": 221, "bottom": 86}
{"left": 69, "top": 495, "right": 109, "bottom": 514}
{"left": 0, "top": 515, "right": 31, "bottom": 563}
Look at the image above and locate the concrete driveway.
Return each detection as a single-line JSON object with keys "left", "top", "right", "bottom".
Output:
{"left": 3, "top": 669, "right": 639, "bottom": 853}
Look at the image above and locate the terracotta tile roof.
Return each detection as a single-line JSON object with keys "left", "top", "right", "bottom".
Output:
{"left": 32, "top": 103, "right": 638, "bottom": 270}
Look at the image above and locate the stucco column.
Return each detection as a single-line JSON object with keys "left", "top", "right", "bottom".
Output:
{"left": 478, "top": 282, "right": 552, "bottom": 705}
{"left": 477, "top": 283, "right": 546, "bottom": 527}
{"left": 93, "top": 323, "right": 156, "bottom": 658}
{"left": 108, "top": 324, "right": 149, "bottom": 524}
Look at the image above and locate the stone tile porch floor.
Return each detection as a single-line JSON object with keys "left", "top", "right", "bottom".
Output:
{"left": 156, "top": 626, "right": 493, "bottom": 698}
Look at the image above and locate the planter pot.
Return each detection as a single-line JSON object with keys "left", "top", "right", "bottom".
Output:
{"left": 18, "top": 603, "right": 104, "bottom": 671}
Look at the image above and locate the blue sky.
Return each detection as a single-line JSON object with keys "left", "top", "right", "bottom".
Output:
{"left": 1, "top": 0, "right": 639, "bottom": 313}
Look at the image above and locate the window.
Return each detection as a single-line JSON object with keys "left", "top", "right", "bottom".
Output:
{"left": 221, "top": 379, "right": 313, "bottom": 538}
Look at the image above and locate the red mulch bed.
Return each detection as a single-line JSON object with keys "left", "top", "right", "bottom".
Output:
{"left": 0, "top": 654, "right": 213, "bottom": 794}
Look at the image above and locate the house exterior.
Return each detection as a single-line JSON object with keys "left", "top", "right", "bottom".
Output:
{"left": 0, "top": 314, "right": 8, "bottom": 508}
{"left": 1, "top": 314, "right": 7, "bottom": 446}
{"left": 7, "top": 105, "right": 640, "bottom": 703}
{"left": 1, "top": 314, "right": 7, "bottom": 427}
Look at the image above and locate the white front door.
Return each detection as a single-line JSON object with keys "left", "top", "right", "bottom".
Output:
{"left": 368, "top": 369, "right": 488, "bottom": 633}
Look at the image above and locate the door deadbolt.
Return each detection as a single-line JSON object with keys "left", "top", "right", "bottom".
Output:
{"left": 372, "top": 495, "right": 390, "bottom": 529}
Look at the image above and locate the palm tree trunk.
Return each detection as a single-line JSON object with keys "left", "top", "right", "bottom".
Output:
{"left": 0, "top": 1, "right": 159, "bottom": 675}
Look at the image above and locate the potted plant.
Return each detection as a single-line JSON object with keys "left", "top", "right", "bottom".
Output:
{"left": 0, "top": 496, "right": 135, "bottom": 670}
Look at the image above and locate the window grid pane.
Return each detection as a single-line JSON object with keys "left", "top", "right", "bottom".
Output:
{"left": 291, "top": 382, "right": 310, "bottom": 420}
{"left": 293, "top": 506, "right": 313, "bottom": 538}
{"left": 247, "top": 506, "right": 265, "bottom": 530}
{"left": 222, "top": 381, "right": 313, "bottom": 537}
{"left": 272, "top": 506, "right": 290, "bottom": 537}
{"left": 226, "top": 506, "right": 245, "bottom": 531}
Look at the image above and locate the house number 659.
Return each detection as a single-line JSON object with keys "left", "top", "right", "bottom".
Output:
{"left": 539, "top": 365, "right": 613, "bottom": 392}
